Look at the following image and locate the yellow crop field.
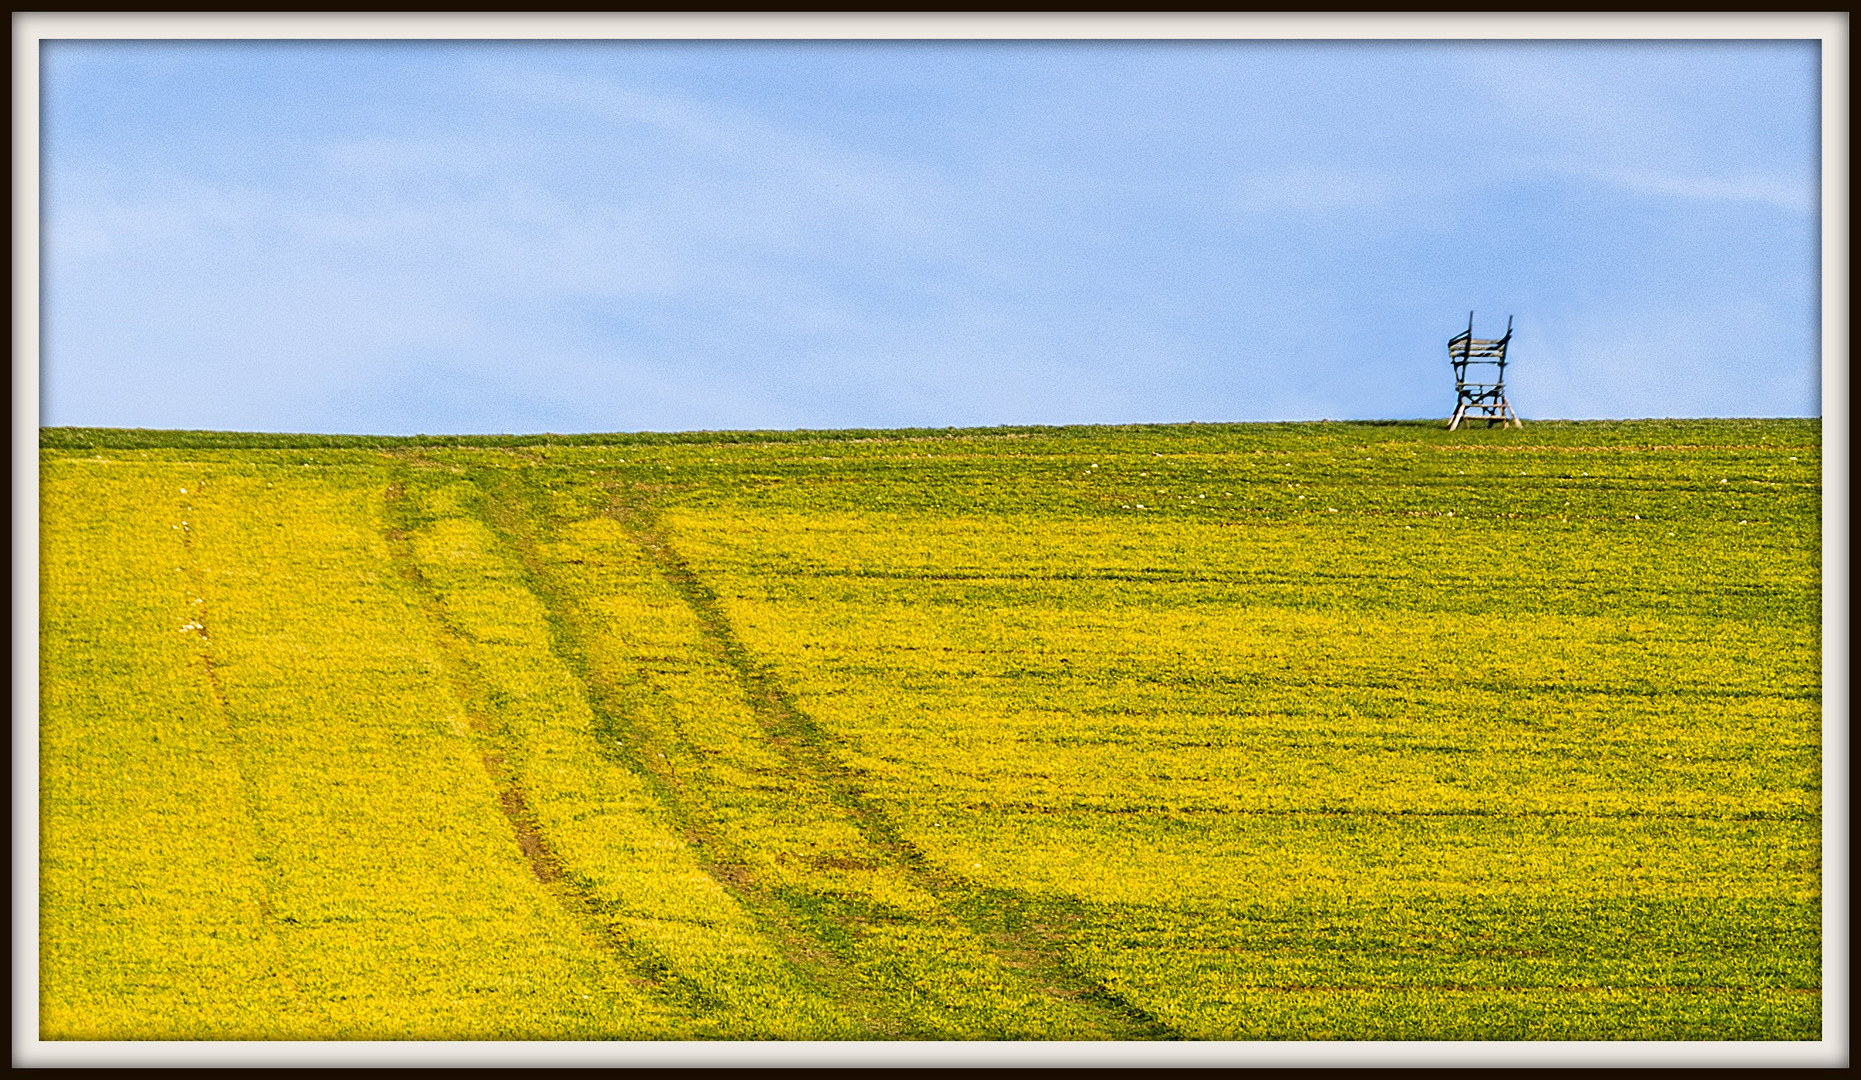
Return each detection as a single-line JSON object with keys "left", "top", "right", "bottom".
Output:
{"left": 36, "top": 419, "right": 1822, "bottom": 1042}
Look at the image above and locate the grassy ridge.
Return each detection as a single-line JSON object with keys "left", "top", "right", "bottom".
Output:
{"left": 37, "top": 419, "right": 1821, "bottom": 1039}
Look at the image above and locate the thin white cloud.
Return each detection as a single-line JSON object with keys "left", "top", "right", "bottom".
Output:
{"left": 46, "top": 200, "right": 203, "bottom": 261}
{"left": 1581, "top": 168, "right": 1815, "bottom": 214}
{"left": 1464, "top": 45, "right": 1818, "bottom": 215}
{"left": 1230, "top": 167, "right": 1407, "bottom": 214}
{"left": 473, "top": 66, "right": 963, "bottom": 251}
{"left": 1468, "top": 52, "right": 1673, "bottom": 161}
{"left": 311, "top": 135, "right": 514, "bottom": 191}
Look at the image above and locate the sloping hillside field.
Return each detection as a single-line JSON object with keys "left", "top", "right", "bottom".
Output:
{"left": 38, "top": 420, "right": 1822, "bottom": 1040}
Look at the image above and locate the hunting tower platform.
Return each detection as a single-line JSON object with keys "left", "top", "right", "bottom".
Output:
{"left": 1447, "top": 313, "right": 1521, "bottom": 430}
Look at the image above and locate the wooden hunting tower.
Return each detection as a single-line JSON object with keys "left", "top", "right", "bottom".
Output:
{"left": 1447, "top": 312, "right": 1521, "bottom": 430}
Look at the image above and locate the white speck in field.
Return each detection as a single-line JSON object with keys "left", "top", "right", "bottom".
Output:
{"left": 1327, "top": 507, "right": 1337, "bottom": 513}
{"left": 1720, "top": 478, "right": 1728, "bottom": 483}
{"left": 1135, "top": 504, "right": 1145, "bottom": 509}
{"left": 179, "top": 488, "right": 186, "bottom": 494}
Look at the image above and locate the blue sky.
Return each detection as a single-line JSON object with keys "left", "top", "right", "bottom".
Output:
{"left": 38, "top": 38, "right": 1821, "bottom": 434}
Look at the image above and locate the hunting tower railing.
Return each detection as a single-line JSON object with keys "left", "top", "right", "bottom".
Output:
{"left": 1448, "top": 312, "right": 1521, "bottom": 430}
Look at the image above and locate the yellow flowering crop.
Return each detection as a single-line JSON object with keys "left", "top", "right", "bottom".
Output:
{"left": 39, "top": 419, "right": 1821, "bottom": 1040}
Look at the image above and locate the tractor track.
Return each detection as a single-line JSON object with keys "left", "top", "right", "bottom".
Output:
{"left": 598, "top": 480, "right": 1175, "bottom": 1040}
{"left": 383, "top": 453, "right": 1174, "bottom": 1038}
{"left": 454, "top": 466, "right": 916, "bottom": 1038}
{"left": 380, "top": 475, "right": 725, "bottom": 1018}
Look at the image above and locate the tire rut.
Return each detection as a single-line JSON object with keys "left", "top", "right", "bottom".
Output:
{"left": 403, "top": 457, "right": 1171, "bottom": 1039}
{"left": 601, "top": 483, "right": 1177, "bottom": 1041}
{"left": 380, "top": 476, "right": 724, "bottom": 1018}
{"left": 448, "top": 468, "right": 918, "bottom": 1038}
